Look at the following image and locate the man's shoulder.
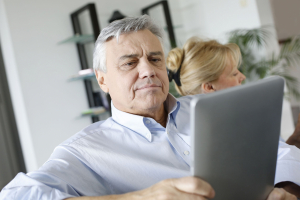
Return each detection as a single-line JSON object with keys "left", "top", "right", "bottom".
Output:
{"left": 176, "top": 94, "right": 206, "bottom": 111}
{"left": 177, "top": 95, "right": 193, "bottom": 107}
{"left": 60, "top": 117, "right": 115, "bottom": 146}
{"left": 174, "top": 96, "right": 194, "bottom": 125}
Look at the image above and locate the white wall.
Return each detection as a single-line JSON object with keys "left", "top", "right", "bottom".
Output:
{"left": 178, "top": 0, "right": 261, "bottom": 43}
{"left": 270, "top": 0, "right": 300, "bottom": 41}
{"left": 0, "top": 0, "right": 37, "bottom": 171}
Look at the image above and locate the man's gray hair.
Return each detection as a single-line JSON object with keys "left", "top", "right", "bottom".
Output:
{"left": 93, "top": 15, "right": 164, "bottom": 72}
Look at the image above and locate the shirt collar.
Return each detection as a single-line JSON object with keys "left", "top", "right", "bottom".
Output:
{"left": 164, "top": 93, "right": 180, "bottom": 127}
{"left": 111, "top": 93, "right": 181, "bottom": 142}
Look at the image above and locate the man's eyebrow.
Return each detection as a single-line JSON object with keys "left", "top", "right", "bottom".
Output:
{"left": 118, "top": 54, "right": 139, "bottom": 61}
{"left": 118, "top": 51, "right": 163, "bottom": 61}
{"left": 147, "top": 51, "right": 163, "bottom": 56}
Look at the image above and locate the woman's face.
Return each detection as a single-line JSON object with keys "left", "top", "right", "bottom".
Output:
{"left": 212, "top": 64, "right": 246, "bottom": 91}
{"left": 201, "top": 59, "right": 246, "bottom": 93}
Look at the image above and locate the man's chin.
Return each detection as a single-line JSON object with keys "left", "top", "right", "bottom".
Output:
{"left": 134, "top": 96, "right": 165, "bottom": 110}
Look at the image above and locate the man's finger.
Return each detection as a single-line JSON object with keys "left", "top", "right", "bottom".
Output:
{"left": 171, "top": 177, "right": 215, "bottom": 199}
{"left": 267, "top": 188, "right": 297, "bottom": 200}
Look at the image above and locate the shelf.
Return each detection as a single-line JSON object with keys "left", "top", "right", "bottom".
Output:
{"left": 69, "top": 68, "right": 96, "bottom": 81}
{"left": 58, "top": 34, "right": 94, "bottom": 44}
{"left": 81, "top": 106, "right": 107, "bottom": 117}
{"left": 68, "top": 3, "right": 109, "bottom": 123}
{"left": 163, "top": 25, "right": 183, "bottom": 31}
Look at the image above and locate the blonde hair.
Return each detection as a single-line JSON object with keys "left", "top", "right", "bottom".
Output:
{"left": 166, "top": 37, "right": 241, "bottom": 96}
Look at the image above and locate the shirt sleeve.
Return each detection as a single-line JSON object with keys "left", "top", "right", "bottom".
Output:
{"left": 275, "top": 141, "right": 300, "bottom": 186}
{"left": 0, "top": 146, "right": 113, "bottom": 199}
{"left": 0, "top": 173, "right": 75, "bottom": 200}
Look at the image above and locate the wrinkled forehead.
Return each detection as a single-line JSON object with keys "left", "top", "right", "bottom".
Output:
{"left": 106, "top": 30, "right": 165, "bottom": 56}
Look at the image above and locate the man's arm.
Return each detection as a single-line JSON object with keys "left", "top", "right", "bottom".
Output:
{"left": 276, "top": 140, "right": 300, "bottom": 199}
{"left": 66, "top": 177, "right": 215, "bottom": 200}
{"left": 0, "top": 147, "right": 113, "bottom": 199}
{"left": 65, "top": 177, "right": 298, "bottom": 200}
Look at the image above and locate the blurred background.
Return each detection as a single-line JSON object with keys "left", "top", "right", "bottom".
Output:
{"left": 1, "top": 0, "right": 300, "bottom": 189}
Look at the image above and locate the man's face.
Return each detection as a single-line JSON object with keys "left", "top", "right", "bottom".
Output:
{"left": 96, "top": 30, "right": 169, "bottom": 116}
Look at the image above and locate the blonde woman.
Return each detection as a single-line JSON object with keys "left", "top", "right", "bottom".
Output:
{"left": 167, "top": 37, "right": 245, "bottom": 95}
{"left": 166, "top": 36, "right": 300, "bottom": 148}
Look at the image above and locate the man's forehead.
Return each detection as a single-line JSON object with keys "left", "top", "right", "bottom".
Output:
{"left": 106, "top": 30, "right": 163, "bottom": 55}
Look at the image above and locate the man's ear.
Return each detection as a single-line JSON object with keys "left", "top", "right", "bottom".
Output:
{"left": 95, "top": 70, "right": 109, "bottom": 93}
{"left": 201, "top": 82, "right": 216, "bottom": 94}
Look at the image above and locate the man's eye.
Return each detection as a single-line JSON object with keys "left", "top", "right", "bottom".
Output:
{"left": 125, "top": 62, "right": 135, "bottom": 66}
{"left": 122, "top": 61, "right": 137, "bottom": 67}
{"left": 120, "top": 61, "right": 137, "bottom": 71}
{"left": 150, "top": 58, "right": 162, "bottom": 66}
{"left": 152, "top": 58, "right": 161, "bottom": 62}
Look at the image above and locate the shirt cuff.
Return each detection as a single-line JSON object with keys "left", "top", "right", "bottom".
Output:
{"left": 275, "top": 160, "right": 300, "bottom": 186}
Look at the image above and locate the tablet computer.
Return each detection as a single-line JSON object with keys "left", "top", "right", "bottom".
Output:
{"left": 190, "top": 76, "right": 284, "bottom": 200}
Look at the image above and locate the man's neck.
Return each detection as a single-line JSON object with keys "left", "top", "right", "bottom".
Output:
{"left": 155, "top": 106, "right": 168, "bottom": 128}
{"left": 138, "top": 105, "right": 168, "bottom": 128}
{"left": 113, "top": 102, "right": 169, "bottom": 128}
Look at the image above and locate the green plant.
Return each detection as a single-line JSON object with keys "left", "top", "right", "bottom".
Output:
{"left": 228, "top": 27, "right": 300, "bottom": 100}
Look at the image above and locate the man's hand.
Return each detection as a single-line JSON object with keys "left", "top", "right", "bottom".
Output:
{"left": 286, "top": 113, "right": 300, "bottom": 148}
{"left": 275, "top": 181, "right": 300, "bottom": 198}
{"left": 132, "top": 176, "right": 215, "bottom": 200}
{"left": 66, "top": 176, "right": 215, "bottom": 200}
{"left": 267, "top": 188, "right": 297, "bottom": 200}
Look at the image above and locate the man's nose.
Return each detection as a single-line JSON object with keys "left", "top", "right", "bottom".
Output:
{"left": 138, "top": 60, "right": 156, "bottom": 79}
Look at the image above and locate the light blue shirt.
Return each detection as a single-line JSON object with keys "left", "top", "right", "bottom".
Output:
{"left": 1, "top": 94, "right": 300, "bottom": 199}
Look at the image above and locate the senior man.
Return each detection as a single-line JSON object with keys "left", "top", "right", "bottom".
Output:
{"left": 1, "top": 15, "right": 300, "bottom": 200}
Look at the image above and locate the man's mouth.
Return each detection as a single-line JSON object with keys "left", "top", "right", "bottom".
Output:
{"left": 136, "top": 84, "right": 161, "bottom": 90}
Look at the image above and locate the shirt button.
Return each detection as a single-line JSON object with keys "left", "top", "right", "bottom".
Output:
{"left": 183, "top": 151, "right": 190, "bottom": 155}
{"left": 146, "top": 120, "right": 151, "bottom": 124}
